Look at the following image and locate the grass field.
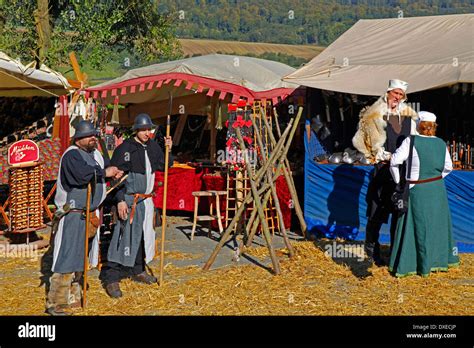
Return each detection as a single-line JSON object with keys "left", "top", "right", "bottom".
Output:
{"left": 64, "top": 38, "right": 324, "bottom": 85}
{"left": 179, "top": 38, "right": 324, "bottom": 61}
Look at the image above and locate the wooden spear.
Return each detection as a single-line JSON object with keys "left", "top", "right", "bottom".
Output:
{"left": 82, "top": 183, "right": 91, "bottom": 308}
{"left": 158, "top": 94, "right": 173, "bottom": 286}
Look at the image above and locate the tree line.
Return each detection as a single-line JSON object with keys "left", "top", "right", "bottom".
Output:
{"left": 160, "top": 0, "right": 473, "bottom": 46}
{"left": 0, "top": 0, "right": 472, "bottom": 75}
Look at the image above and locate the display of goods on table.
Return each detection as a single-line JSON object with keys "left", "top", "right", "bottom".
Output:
{"left": 447, "top": 139, "right": 473, "bottom": 169}
{"left": 8, "top": 164, "right": 45, "bottom": 232}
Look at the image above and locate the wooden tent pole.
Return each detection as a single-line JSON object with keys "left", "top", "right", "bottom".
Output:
{"left": 210, "top": 100, "right": 217, "bottom": 163}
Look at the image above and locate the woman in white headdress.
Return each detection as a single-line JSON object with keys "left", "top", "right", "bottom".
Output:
{"left": 389, "top": 111, "right": 459, "bottom": 277}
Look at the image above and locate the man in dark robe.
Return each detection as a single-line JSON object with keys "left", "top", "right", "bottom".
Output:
{"left": 100, "top": 113, "right": 172, "bottom": 298}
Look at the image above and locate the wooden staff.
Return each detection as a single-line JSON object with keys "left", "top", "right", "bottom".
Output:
{"left": 82, "top": 182, "right": 91, "bottom": 308}
{"left": 106, "top": 174, "right": 129, "bottom": 196}
{"left": 158, "top": 113, "right": 171, "bottom": 286}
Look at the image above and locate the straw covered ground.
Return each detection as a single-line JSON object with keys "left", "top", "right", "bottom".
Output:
{"left": 0, "top": 234, "right": 473, "bottom": 316}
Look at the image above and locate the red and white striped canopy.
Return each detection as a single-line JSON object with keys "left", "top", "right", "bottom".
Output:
{"left": 86, "top": 54, "right": 299, "bottom": 106}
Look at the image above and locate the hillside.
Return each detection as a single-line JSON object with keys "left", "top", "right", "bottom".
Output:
{"left": 70, "top": 38, "right": 321, "bottom": 84}
{"left": 160, "top": 0, "right": 474, "bottom": 46}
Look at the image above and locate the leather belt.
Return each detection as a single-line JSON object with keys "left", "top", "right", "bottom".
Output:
{"left": 128, "top": 193, "right": 154, "bottom": 224}
{"left": 408, "top": 176, "right": 442, "bottom": 185}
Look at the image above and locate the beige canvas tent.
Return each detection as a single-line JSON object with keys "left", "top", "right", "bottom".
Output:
{"left": 284, "top": 14, "right": 474, "bottom": 95}
{"left": 0, "top": 51, "right": 72, "bottom": 97}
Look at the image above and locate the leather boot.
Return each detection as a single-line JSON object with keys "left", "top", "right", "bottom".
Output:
{"left": 373, "top": 245, "right": 386, "bottom": 266}
{"left": 131, "top": 271, "right": 157, "bottom": 284}
{"left": 364, "top": 242, "right": 376, "bottom": 264}
{"left": 105, "top": 282, "right": 123, "bottom": 298}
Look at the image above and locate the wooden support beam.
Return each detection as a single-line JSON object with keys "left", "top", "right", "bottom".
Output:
{"left": 209, "top": 100, "right": 217, "bottom": 163}
{"left": 173, "top": 113, "right": 188, "bottom": 146}
{"left": 245, "top": 107, "right": 304, "bottom": 247}
{"left": 41, "top": 183, "right": 57, "bottom": 221}
{"left": 69, "top": 52, "right": 84, "bottom": 87}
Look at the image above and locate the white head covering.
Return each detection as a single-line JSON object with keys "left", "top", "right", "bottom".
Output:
{"left": 418, "top": 111, "right": 437, "bottom": 123}
{"left": 387, "top": 79, "right": 408, "bottom": 93}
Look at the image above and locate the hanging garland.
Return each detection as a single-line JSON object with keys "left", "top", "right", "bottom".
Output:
{"left": 225, "top": 105, "right": 255, "bottom": 171}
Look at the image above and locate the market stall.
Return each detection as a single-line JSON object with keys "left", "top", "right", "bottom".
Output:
{"left": 152, "top": 166, "right": 292, "bottom": 228}
{"left": 0, "top": 51, "right": 72, "bottom": 98}
{"left": 0, "top": 51, "right": 72, "bottom": 241}
{"left": 304, "top": 136, "right": 474, "bottom": 253}
{"left": 85, "top": 54, "right": 304, "bottom": 232}
{"left": 284, "top": 14, "right": 474, "bottom": 252}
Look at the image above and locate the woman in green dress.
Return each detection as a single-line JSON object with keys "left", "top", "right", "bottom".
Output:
{"left": 389, "top": 111, "right": 459, "bottom": 277}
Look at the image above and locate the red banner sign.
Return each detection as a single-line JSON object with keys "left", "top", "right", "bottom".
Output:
{"left": 8, "top": 139, "right": 40, "bottom": 166}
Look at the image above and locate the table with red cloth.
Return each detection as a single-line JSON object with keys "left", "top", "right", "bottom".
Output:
{"left": 153, "top": 166, "right": 292, "bottom": 229}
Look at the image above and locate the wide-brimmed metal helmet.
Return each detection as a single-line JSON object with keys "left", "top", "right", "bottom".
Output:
{"left": 328, "top": 152, "right": 343, "bottom": 164}
{"left": 132, "top": 113, "right": 156, "bottom": 131}
{"left": 73, "top": 120, "right": 99, "bottom": 139}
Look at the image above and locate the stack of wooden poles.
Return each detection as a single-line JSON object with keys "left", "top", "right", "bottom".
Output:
{"left": 203, "top": 106, "right": 307, "bottom": 275}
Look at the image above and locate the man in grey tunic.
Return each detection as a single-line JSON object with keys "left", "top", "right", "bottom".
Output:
{"left": 47, "top": 120, "right": 122, "bottom": 315}
{"left": 100, "top": 113, "right": 172, "bottom": 298}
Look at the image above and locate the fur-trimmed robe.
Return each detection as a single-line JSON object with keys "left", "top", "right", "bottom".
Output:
{"left": 352, "top": 94, "right": 418, "bottom": 163}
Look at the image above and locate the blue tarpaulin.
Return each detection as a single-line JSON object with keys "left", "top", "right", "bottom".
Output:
{"left": 304, "top": 135, "right": 474, "bottom": 253}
